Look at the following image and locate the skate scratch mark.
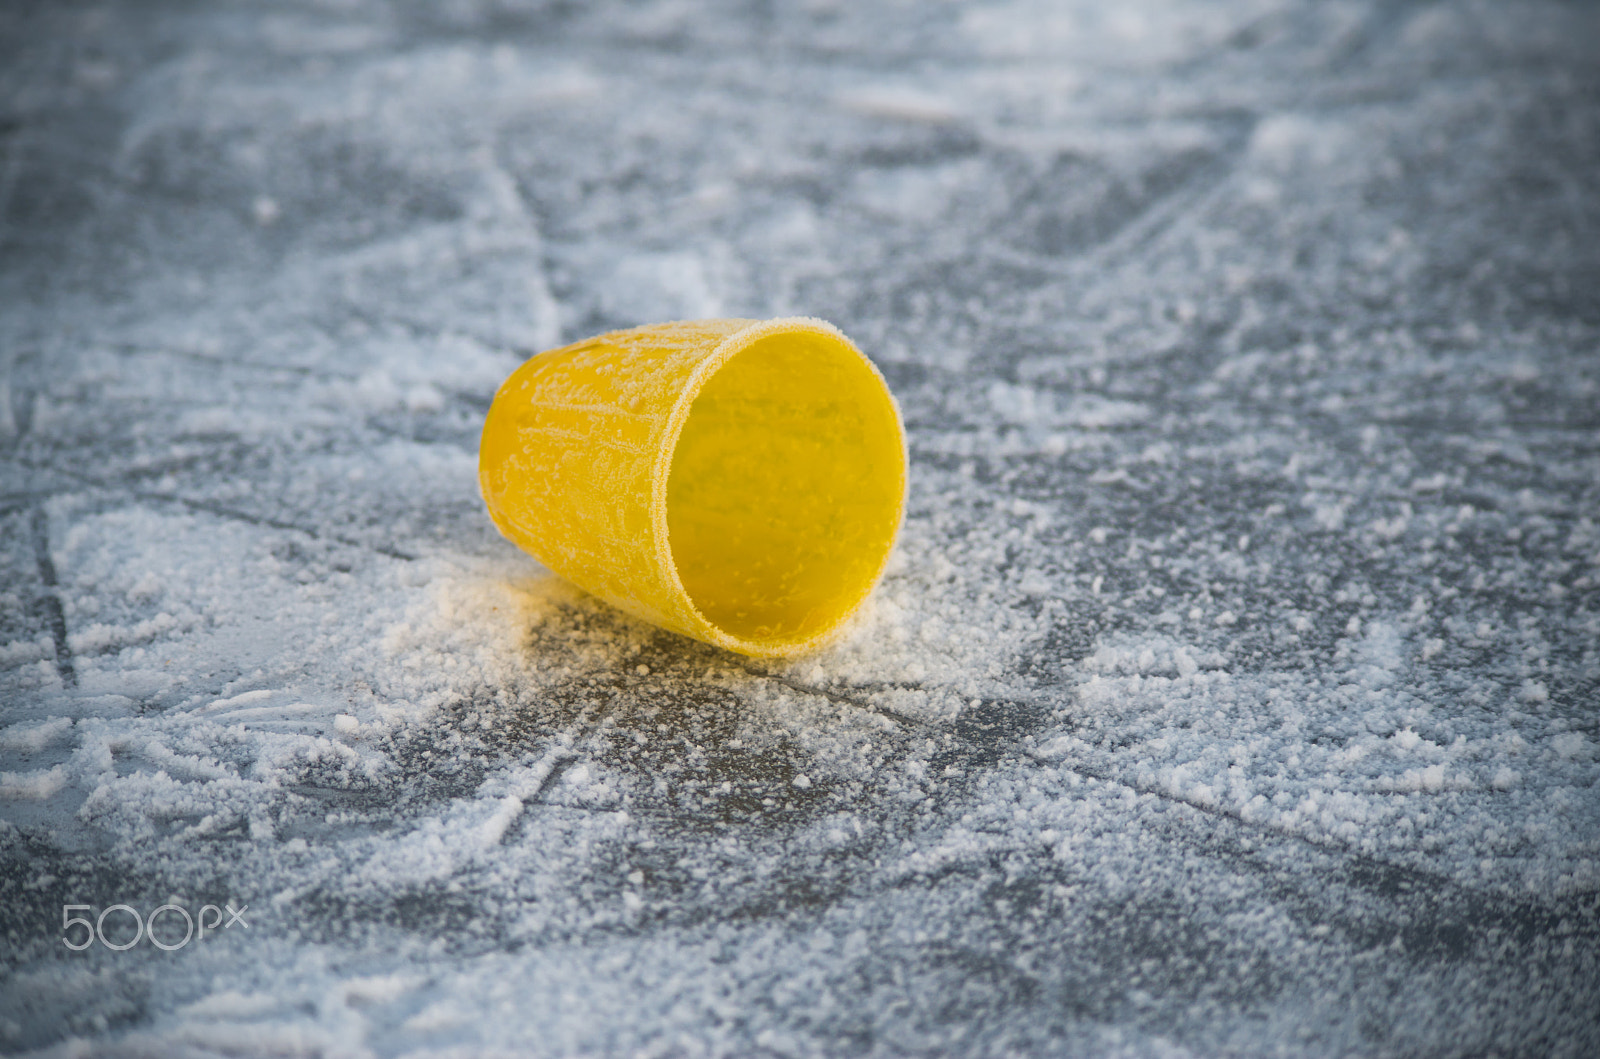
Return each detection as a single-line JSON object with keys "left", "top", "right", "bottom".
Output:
{"left": 497, "top": 753, "right": 581, "bottom": 846}
{"left": 1, "top": 454, "right": 417, "bottom": 562}
{"left": 30, "top": 506, "right": 76, "bottom": 688}
{"left": 741, "top": 665, "right": 1538, "bottom": 911}
{"left": 740, "top": 666, "right": 920, "bottom": 729}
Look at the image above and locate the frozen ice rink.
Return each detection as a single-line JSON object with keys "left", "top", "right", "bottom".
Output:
{"left": 2, "top": 1, "right": 1598, "bottom": 1055}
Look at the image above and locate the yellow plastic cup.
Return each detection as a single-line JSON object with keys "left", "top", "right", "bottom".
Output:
{"left": 479, "top": 317, "right": 907, "bottom": 657}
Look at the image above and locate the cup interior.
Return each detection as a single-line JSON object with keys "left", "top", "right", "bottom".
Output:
{"left": 665, "top": 327, "right": 905, "bottom": 649}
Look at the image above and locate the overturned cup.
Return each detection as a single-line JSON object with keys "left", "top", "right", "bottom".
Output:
{"left": 479, "top": 317, "right": 908, "bottom": 657}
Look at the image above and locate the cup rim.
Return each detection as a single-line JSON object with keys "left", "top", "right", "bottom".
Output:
{"left": 648, "top": 316, "right": 908, "bottom": 657}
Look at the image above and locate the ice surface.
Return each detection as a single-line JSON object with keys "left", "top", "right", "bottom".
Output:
{"left": 2, "top": 0, "right": 1597, "bottom": 1055}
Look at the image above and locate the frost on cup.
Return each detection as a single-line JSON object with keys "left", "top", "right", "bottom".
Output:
{"left": 479, "top": 317, "right": 908, "bottom": 658}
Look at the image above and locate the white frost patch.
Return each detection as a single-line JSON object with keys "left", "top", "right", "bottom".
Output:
{"left": 197, "top": 690, "right": 278, "bottom": 713}
{"left": 475, "top": 752, "right": 570, "bottom": 848}
{"left": 1550, "top": 732, "right": 1591, "bottom": 762}
{"left": 0, "top": 637, "right": 52, "bottom": 667}
{"left": 177, "top": 991, "right": 288, "bottom": 1020}
{"left": 0, "top": 717, "right": 74, "bottom": 752}
{"left": 0, "top": 765, "right": 69, "bottom": 799}
{"left": 69, "top": 611, "right": 189, "bottom": 653}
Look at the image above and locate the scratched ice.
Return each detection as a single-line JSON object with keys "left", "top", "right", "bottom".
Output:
{"left": 2, "top": 1, "right": 1597, "bottom": 1056}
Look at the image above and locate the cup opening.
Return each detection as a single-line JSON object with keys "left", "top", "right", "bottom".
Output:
{"left": 664, "top": 327, "right": 905, "bottom": 648}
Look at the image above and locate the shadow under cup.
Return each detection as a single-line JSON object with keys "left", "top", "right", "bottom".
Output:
{"left": 479, "top": 318, "right": 907, "bottom": 657}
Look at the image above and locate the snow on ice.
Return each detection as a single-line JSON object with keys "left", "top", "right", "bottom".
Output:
{"left": 1, "top": 0, "right": 1597, "bottom": 1055}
